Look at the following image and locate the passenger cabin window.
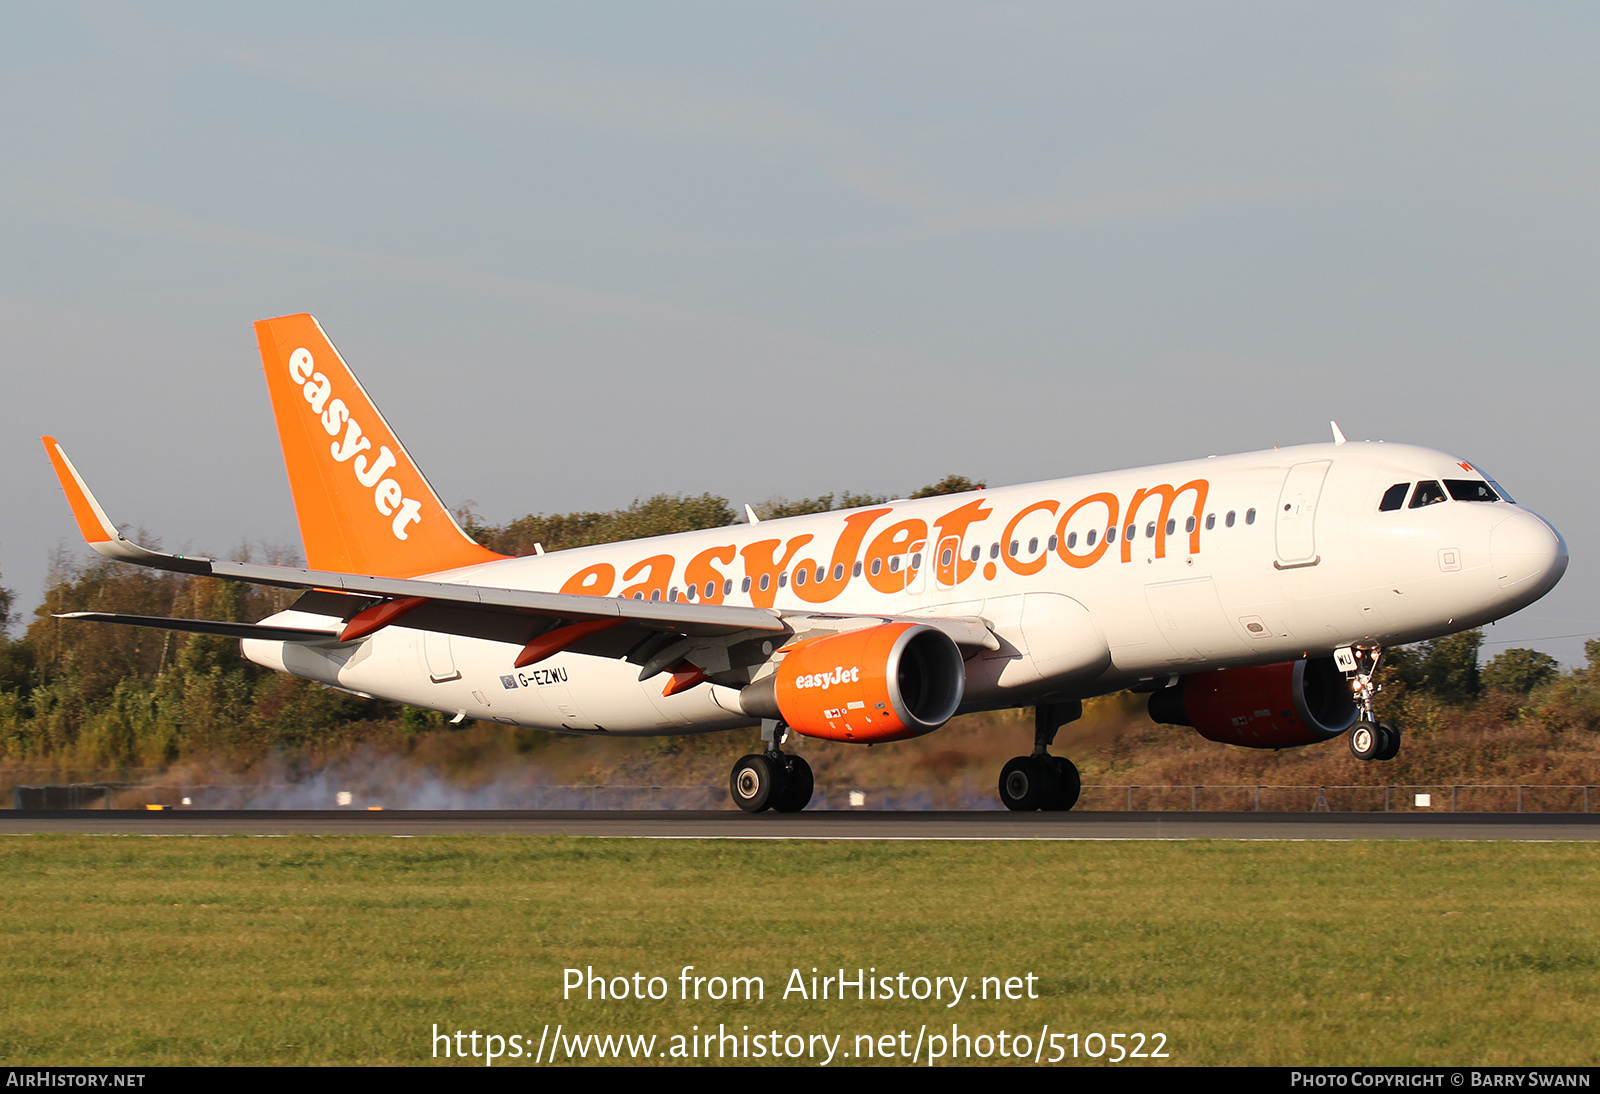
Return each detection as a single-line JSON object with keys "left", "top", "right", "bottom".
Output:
{"left": 1379, "top": 483, "right": 1410, "bottom": 511}
{"left": 1225, "top": 511, "right": 1236, "bottom": 528}
{"left": 1410, "top": 481, "right": 1447, "bottom": 508}
{"left": 1446, "top": 480, "right": 1499, "bottom": 502}
{"left": 1245, "top": 508, "right": 1256, "bottom": 525}
{"left": 1205, "top": 514, "right": 1215, "bottom": 530}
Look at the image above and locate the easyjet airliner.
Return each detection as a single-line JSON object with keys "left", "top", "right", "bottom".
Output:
{"left": 43, "top": 315, "right": 1568, "bottom": 811}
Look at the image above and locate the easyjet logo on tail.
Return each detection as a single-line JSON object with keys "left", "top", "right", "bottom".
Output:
{"left": 287, "top": 347, "right": 422, "bottom": 541}
{"left": 255, "top": 313, "right": 506, "bottom": 579}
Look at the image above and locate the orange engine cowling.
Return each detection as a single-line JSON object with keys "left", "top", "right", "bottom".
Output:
{"left": 741, "top": 622, "right": 965, "bottom": 743}
{"left": 1147, "top": 658, "right": 1358, "bottom": 749}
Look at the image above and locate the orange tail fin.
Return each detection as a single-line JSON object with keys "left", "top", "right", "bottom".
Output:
{"left": 255, "top": 314, "right": 507, "bottom": 578}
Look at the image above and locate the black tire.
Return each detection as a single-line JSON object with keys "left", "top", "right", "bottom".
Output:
{"left": 730, "top": 754, "right": 780, "bottom": 813}
{"left": 1375, "top": 721, "right": 1402, "bottom": 761}
{"left": 999, "top": 755, "right": 1051, "bottom": 811}
{"left": 1045, "top": 756, "right": 1082, "bottom": 811}
{"left": 1348, "top": 719, "right": 1381, "bottom": 761}
{"left": 773, "top": 755, "right": 814, "bottom": 813}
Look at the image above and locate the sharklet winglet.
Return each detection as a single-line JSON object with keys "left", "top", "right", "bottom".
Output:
{"left": 41, "top": 437, "right": 214, "bottom": 575}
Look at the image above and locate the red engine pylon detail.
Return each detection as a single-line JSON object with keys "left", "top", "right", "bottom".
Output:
{"left": 770, "top": 622, "right": 964, "bottom": 743}
{"left": 1148, "top": 658, "right": 1358, "bottom": 749}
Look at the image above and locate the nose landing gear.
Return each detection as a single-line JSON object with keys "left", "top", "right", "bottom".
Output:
{"left": 998, "top": 701, "right": 1083, "bottom": 811}
{"left": 1337, "top": 645, "right": 1402, "bottom": 762}
{"left": 1347, "top": 718, "right": 1401, "bottom": 761}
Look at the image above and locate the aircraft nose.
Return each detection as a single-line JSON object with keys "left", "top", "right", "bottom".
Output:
{"left": 1490, "top": 510, "right": 1568, "bottom": 596}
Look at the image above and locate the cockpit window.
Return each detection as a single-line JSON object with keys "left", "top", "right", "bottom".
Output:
{"left": 1488, "top": 479, "right": 1515, "bottom": 504}
{"left": 1409, "top": 480, "right": 1447, "bottom": 508}
{"left": 1445, "top": 479, "right": 1499, "bottom": 502}
{"left": 1379, "top": 483, "right": 1409, "bottom": 511}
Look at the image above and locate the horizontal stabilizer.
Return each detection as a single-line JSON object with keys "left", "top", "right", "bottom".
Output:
{"left": 56, "top": 612, "right": 342, "bottom": 643}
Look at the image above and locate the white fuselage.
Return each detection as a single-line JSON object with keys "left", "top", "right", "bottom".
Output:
{"left": 243, "top": 441, "right": 1566, "bottom": 736}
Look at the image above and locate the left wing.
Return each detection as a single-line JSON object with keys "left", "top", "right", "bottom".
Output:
{"left": 44, "top": 438, "right": 997, "bottom": 688}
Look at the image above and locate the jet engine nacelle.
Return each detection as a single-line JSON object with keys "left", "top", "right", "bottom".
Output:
{"left": 1147, "top": 657, "right": 1358, "bottom": 749}
{"left": 740, "top": 622, "right": 965, "bottom": 743}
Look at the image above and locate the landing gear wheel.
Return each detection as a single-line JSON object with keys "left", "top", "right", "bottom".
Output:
{"left": 1045, "top": 756, "right": 1082, "bottom": 811}
{"left": 772, "top": 755, "right": 814, "bottom": 813}
{"left": 1375, "top": 721, "right": 1402, "bottom": 761}
{"left": 1000, "top": 700, "right": 1087, "bottom": 811}
{"left": 1348, "top": 719, "right": 1382, "bottom": 761}
{"left": 1000, "top": 755, "right": 1053, "bottom": 811}
{"left": 730, "top": 754, "right": 781, "bottom": 813}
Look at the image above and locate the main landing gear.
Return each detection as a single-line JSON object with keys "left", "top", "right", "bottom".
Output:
{"left": 998, "top": 700, "right": 1083, "bottom": 811}
{"left": 1337, "top": 645, "right": 1401, "bottom": 762}
{"left": 730, "top": 720, "right": 814, "bottom": 813}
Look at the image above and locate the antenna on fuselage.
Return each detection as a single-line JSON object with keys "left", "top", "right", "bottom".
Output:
{"left": 745, "top": 504, "right": 761, "bottom": 525}
{"left": 1330, "top": 421, "right": 1347, "bottom": 446}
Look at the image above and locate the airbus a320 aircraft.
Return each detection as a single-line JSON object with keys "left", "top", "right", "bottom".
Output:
{"left": 44, "top": 314, "right": 1568, "bottom": 812}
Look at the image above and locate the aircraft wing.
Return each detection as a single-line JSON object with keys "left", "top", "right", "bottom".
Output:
{"left": 43, "top": 437, "right": 996, "bottom": 680}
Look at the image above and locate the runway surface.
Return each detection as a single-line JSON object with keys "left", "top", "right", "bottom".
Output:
{"left": 2, "top": 810, "right": 1597, "bottom": 839}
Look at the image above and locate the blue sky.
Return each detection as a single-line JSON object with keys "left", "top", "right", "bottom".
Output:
{"left": 2, "top": 2, "right": 1596, "bottom": 663}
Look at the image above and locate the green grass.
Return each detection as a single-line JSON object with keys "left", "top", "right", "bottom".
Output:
{"left": 1, "top": 837, "right": 1596, "bottom": 1066}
